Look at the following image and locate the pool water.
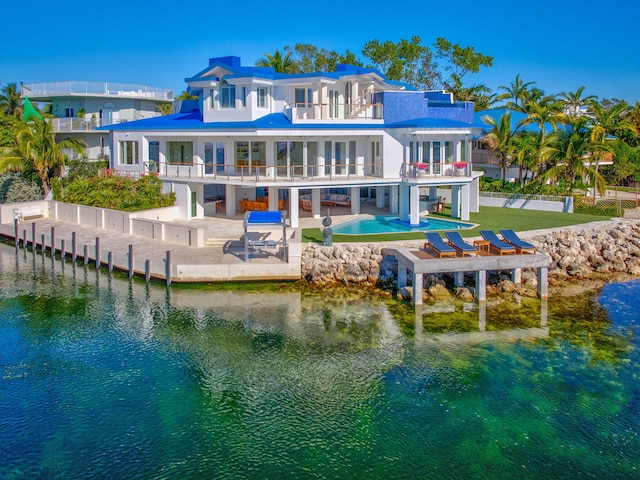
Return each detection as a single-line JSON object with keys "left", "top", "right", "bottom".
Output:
{"left": 332, "top": 215, "right": 473, "bottom": 235}
{"left": 1, "top": 244, "right": 639, "bottom": 478}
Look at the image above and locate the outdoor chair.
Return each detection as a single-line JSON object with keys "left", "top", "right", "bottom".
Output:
{"left": 424, "top": 232, "right": 457, "bottom": 258}
{"left": 499, "top": 229, "right": 537, "bottom": 254}
{"left": 479, "top": 230, "right": 517, "bottom": 255}
{"left": 445, "top": 231, "right": 478, "bottom": 257}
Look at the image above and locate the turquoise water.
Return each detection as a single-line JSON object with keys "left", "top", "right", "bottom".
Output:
{"left": 333, "top": 215, "right": 473, "bottom": 235}
{"left": 1, "top": 244, "right": 639, "bottom": 478}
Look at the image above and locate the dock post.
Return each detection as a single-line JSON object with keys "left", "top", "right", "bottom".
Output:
{"left": 95, "top": 237, "right": 100, "bottom": 269}
{"left": 14, "top": 218, "right": 18, "bottom": 249}
{"left": 108, "top": 252, "right": 113, "bottom": 272}
{"left": 511, "top": 268, "right": 521, "bottom": 285}
{"left": 128, "top": 244, "right": 134, "bottom": 278}
{"left": 51, "top": 227, "right": 55, "bottom": 256}
{"left": 72, "top": 232, "right": 77, "bottom": 263}
{"left": 398, "top": 264, "right": 407, "bottom": 288}
{"left": 61, "top": 239, "right": 66, "bottom": 259}
{"left": 454, "top": 272, "right": 464, "bottom": 287}
{"left": 537, "top": 267, "right": 548, "bottom": 298}
{"left": 145, "top": 259, "right": 151, "bottom": 283}
{"left": 412, "top": 273, "right": 423, "bottom": 305}
{"left": 165, "top": 250, "right": 171, "bottom": 286}
{"left": 83, "top": 245, "right": 89, "bottom": 265}
{"left": 22, "top": 229, "right": 26, "bottom": 249}
{"left": 476, "top": 270, "right": 487, "bottom": 302}
{"left": 41, "top": 234, "right": 46, "bottom": 254}
{"left": 31, "top": 223, "right": 36, "bottom": 251}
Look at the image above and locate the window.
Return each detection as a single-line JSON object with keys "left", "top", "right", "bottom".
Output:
{"left": 220, "top": 80, "right": 236, "bottom": 108}
{"left": 241, "top": 87, "right": 247, "bottom": 108}
{"left": 329, "top": 90, "right": 339, "bottom": 118}
{"left": 148, "top": 141, "right": 159, "bottom": 173}
{"left": 119, "top": 141, "right": 139, "bottom": 165}
{"left": 257, "top": 87, "right": 268, "bottom": 108}
{"left": 167, "top": 141, "right": 193, "bottom": 165}
{"left": 295, "top": 88, "right": 312, "bottom": 107}
{"left": 65, "top": 108, "right": 74, "bottom": 118}
{"left": 210, "top": 88, "right": 214, "bottom": 109}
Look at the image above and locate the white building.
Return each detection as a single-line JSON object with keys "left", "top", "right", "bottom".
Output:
{"left": 21, "top": 81, "right": 173, "bottom": 161}
{"left": 103, "top": 56, "right": 483, "bottom": 227}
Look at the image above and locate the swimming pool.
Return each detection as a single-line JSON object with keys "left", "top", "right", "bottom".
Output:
{"left": 332, "top": 215, "right": 474, "bottom": 235}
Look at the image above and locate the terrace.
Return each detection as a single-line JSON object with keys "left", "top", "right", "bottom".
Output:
{"left": 21, "top": 81, "right": 173, "bottom": 101}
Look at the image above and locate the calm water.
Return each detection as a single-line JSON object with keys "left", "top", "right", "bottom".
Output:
{"left": 1, "top": 244, "right": 639, "bottom": 479}
{"left": 332, "top": 215, "right": 473, "bottom": 235}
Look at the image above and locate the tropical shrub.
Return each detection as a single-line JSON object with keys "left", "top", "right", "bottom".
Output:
{"left": 0, "top": 172, "right": 42, "bottom": 202}
{"left": 59, "top": 173, "right": 175, "bottom": 212}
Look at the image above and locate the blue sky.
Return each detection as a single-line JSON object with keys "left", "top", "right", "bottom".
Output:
{"left": 2, "top": 0, "right": 638, "bottom": 104}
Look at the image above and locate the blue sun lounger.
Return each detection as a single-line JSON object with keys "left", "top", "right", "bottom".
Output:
{"left": 479, "top": 230, "right": 516, "bottom": 255}
{"left": 424, "top": 232, "right": 457, "bottom": 258}
{"left": 499, "top": 229, "right": 537, "bottom": 254}
{"left": 445, "top": 231, "right": 478, "bottom": 257}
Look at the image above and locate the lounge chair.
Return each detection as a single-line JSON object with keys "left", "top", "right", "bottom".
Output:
{"left": 445, "top": 231, "right": 478, "bottom": 257}
{"left": 479, "top": 230, "right": 517, "bottom": 255}
{"left": 499, "top": 229, "right": 537, "bottom": 254}
{"left": 424, "top": 232, "right": 457, "bottom": 258}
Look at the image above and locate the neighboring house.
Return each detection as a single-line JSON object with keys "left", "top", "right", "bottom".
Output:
{"left": 20, "top": 81, "right": 173, "bottom": 161}
{"left": 102, "top": 55, "right": 483, "bottom": 227}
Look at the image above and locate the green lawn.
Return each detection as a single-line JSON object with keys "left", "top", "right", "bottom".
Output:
{"left": 301, "top": 206, "right": 607, "bottom": 243}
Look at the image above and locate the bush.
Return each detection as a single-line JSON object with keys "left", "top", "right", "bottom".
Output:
{"left": 59, "top": 173, "right": 175, "bottom": 211}
{"left": 0, "top": 173, "right": 42, "bottom": 203}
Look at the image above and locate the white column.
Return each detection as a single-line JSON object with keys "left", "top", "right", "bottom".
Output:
{"left": 302, "top": 142, "right": 308, "bottom": 178}
{"left": 409, "top": 185, "right": 420, "bottom": 226}
{"left": 312, "top": 188, "right": 321, "bottom": 218}
{"left": 317, "top": 139, "right": 325, "bottom": 178}
{"left": 399, "top": 184, "right": 409, "bottom": 222}
{"left": 454, "top": 272, "right": 464, "bottom": 287}
{"left": 225, "top": 184, "right": 237, "bottom": 217}
{"left": 289, "top": 188, "right": 300, "bottom": 228}
{"left": 390, "top": 185, "right": 399, "bottom": 214}
{"left": 537, "top": 267, "right": 548, "bottom": 298}
{"left": 376, "top": 186, "right": 386, "bottom": 208}
{"left": 455, "top": 139, "right": 462, "bottom": 162}
{"left": 476, "top": 270, "right": 487, "bottom": 301}
{"left": 511, "top": 268, "right": 521, "bottom": 285}
{"left": 350, "top": 186, "right": 360, "bottom": 214}
{"left": 460, "top": 183, "right": 470, "bottom": 221}
{"left": 268, "top": 186, "right": 278, "bottom": 211}
{"left": 451, "top": 185, "right": 461, "bottom": 218}
{"left": 469, "top": 176, "right": 480, "bottom": 213}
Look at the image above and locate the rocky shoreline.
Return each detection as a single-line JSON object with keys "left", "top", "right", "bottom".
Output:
{"left": 300, "top": 219, "right": 640, "bottom": 299}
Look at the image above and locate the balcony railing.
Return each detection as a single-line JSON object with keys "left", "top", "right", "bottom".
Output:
{"left": 288, "top": 102, "right": 383, "bottom": 121}
{"left": 137, "top": 161, "right": 382, "bottom": 182}
{"left": 401, "top": 162, "right": 472, "bottom": 179}
{"left": 21, "top": 81, "right": 173, "bottom": 101}
{"left": 47, "top": 117, "right": 131, "bottom": 132}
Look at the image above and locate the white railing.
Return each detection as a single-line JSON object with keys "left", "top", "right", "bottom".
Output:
{"left": 401, "top": 162, "right": 471, "bottom": 179}
{"left": 290, "top": 102, "right": 383, "bottom": 121}
{"left": 21, "top": 81, "right": 173, "bottom": 101}
{"left": 48, "top": 117, "right": 134, "bottom": 132}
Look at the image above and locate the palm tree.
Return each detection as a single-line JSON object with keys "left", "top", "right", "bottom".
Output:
{"left": 559, "top": 86, "right": 597, "bottom": 117}
{"left": 497, "top": 74, "right": 536, "bottom": 110}
{"left": 540, "top": 117, "right": 608, "bottom": 196}
{"left": 176, "top": 90, "right": 198, "bottom": 100}
{"left": 483, "top": 111, "right": 524, "bottom": 180}
{"left": 511, "top": 133, "right": 537, "bottom": 183}
{"left": 0, "top": 83, "right": 23, "bottom": 117}
{"left": 0, "top": 118, "right": 85, "bottom": 195}
{"left": 255, "top": 50, "right": 296, "bottom": 73}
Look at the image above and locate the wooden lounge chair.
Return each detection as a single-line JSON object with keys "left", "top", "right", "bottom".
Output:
{"left": 479, "top": 230, "right": 516, "bottom": 255}
{"left": 499, "top": 229, "right": 537, "bottom": 254}
{"left": 445, "top": 231, "right": 478, "bottom": 257}
{"left": 424, "top": 232, "right": 457, "bottom": 258}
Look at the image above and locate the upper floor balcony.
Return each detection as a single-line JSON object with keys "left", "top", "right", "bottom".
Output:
{"left": 21, "top": 81, "right": 173, "bottom": 101}
{"left": 47, "top": 117, "right": 129, "bottom": 133}
{"left": 285, "top": 101, "right": 384, "bottom": 123}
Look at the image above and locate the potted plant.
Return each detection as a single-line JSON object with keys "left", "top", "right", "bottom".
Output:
{"left": 416, "top": 162, "right": 428, "bottom": 177}
{"left": 453, "top": 162, "right": 467, "bottom": 176}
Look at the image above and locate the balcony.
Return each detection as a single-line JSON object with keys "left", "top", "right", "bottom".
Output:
{"left": 21, "top": 81, "right": 173, "bottom": 101}
{"left": 286, "top": 102, "right": 383, "bottom": 123}
{"left": 401, "top": 162, "right": 472, "bottom": 180}
{"left": 48, "top": 117, "right": 129, "bottom": 133}
{"left": 136, "top": 161, "right": 384, "bottom": 183}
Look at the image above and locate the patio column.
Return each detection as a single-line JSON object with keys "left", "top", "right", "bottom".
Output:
{"left": 390, "top": 185, "right": 399, "bottom": 214}
{"left": 476, "top": 269, "right": 487, "bottom": 301}
{"left": 289, "top": 188, "right": 300, "bottom": 228}
{"left": 350, "top": 186, "right": 360, "bottom": 214}
{"left": 451, "top": 185, "right": 461, "bottom": 218}
{"left": 312, "top": 189, "right": 321, "bottom": 218}
{"left": 225, "top": 184, "right": 237, "bottom": 217}
{"left": 460, "top": 183, "right": 470, "bottom": 221}
{"left": 409, "top": 185, "right": 420, "bottom": 226}
{"left": 537, "top": 267, "right": 548, "bottom": 298}
{"left": 376, "top": 186, "right": 386, "bottom": 208}
{"left": 399, "top": 184, "right": 409, "bottom": 222}
{"left": 268, "top": 187, "right": 278, "bottom": 211}
{"left": 469, "top": 176, "right": 480, "bottom": 213}
{"left": 413, "top": 272, "right": 423, "bottom": 305}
